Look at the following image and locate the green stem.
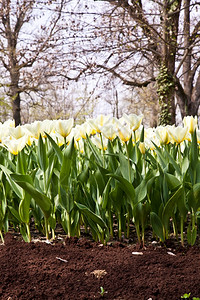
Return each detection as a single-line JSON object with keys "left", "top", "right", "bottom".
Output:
{"left": 178, "top": 144, "right": 182, "bottom": 170}
{"left": 108, "top": 211, "right": 113, "bottom": 239}
{"left": 180, "top": 216, "right": 184, "bottom": 247}
{"left": 172, "top": 216, "right": 178, "bottom": 240}
{"left": 26, "top": 223, "right": 31, "bottom": 243}
{"left": 133, "top": 131, "right": 138, "bottom": 163}
{"left": 43, "top": 170, "right": 47, "bottom": 194}
{"left": 192, "top": 210, "right": 196, "bottom": 228}
{"left": 135, "top": 222, "right": 141, "bottom": 244}
{"left": 118, "top": 212, "right": 122, "bottom": 240}
{"left": 45, "top": 217, "right": 49, "bottom": 240}
{"left": 100, "top": 132, "right": 105, "bottom": 168}
{"left": 143, "top": 153, "right": 146, "bottom": 176}
{"left": 125, "top": 142, "right": 131, "bottom": 183}
{"left": 142, "top": 226, "right": 145, "bottom": 248}
{"left": 0, "top": 230, "right": 4, "bottom": 244}
{"left": 133, "top": 131, "right": 137, "bottom": 144}
{"left": 126, "top": 211, "right": 130, "bottom": 238}
{"left": 66, "top": 211, "right": 71, "bottom": 238}
{"left": 51, "top": 228, "right": 55, "bottom": 240}
{"left": 64, "top": 136, "right": 67, "bottom": 148}
{"left": 125, "top": 142, "right": 131, "bottom": 239}
{"left": 77, "top": 222, "right": 80, "bottom": 238}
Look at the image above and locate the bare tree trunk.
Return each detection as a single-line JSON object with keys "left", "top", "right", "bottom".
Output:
{"left": 157, "top": 65, "right": 176, "bottom": 125}
{"left": 189, "top": 72, "right": 200, "bottom": 116}
{"left": 10, "top": 69, "right": 21, "bottom": 126}
{"left": 183, "top": 0, "right": 191, "bottom": 96}
{"left": 180, "top": 0, "right": 191, "bottom": 116}
{"left": 12, "top": 92, "right": 21, "bottom": 127}
{"left": 176, "top": 0, "right": 200, "bottom": 118}
{"left": 157, "top": 0, "right": 181, "bottom": 125}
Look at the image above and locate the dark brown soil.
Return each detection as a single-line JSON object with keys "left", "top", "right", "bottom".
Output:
{"left": 0, "top": 234, "right": 200, "bottom": 300}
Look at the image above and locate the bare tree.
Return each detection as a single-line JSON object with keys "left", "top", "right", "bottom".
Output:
{"left": 1, "top": 1, "right": 199, "bottom": 126}
{"left": 69, "top": 0, "right": 200, "bottom": 125}
{"left": 0, "top": 0, "right": 70, "bottom": 126}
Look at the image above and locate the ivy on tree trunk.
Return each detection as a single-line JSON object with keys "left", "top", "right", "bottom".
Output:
{"left": 156, "top": 65, "right": 176, "bottom": 125}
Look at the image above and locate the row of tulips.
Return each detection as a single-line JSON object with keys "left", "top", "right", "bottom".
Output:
{"left": 0, "top": 114, "right": 199, "bottom": 246}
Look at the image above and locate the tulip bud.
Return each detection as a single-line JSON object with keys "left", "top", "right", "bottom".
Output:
{"left": 183, "top": 116, "right": 197, "bottom": 134}
{"left": 139, "top": 142, "right": 146, "bottom": 154}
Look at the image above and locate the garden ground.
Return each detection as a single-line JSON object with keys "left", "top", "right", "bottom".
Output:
{"left": 0, "top": 233, "right": 200, "bottom": 300}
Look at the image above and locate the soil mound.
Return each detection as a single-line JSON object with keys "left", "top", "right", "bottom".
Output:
{"left": 0, "top": 234, "right": 200, "bottom": 299}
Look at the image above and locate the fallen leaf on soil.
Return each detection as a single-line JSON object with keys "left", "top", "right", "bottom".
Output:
{"left": 132, "top": 252, "right": 143, "bottom": 255}
{"left": 90, "top": 269, "right": 107, "bottom": 279}
{"left": 31, "top": 238, "right": 52, "bottom": 244}
{"left": 152, "top": 241, "right": 157, "bottom": 244}
{"left": 167, "top": 251, "right": 176, "bottom": 256}
{"left": 56, "top": 257, "right": 68, "bottom": 263}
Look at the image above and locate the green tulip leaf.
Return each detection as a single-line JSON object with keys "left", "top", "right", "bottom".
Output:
{"left": 60, "top": 138, "right": 75, "bottom": 188}
{"left": 164, "top": 150, "right": 182, "bottom": 177}
{"left": 11, "top": 174, "right": 52, "bottom": 219}
{"left": 59, "top": 185, "right": 74, "bottom": 213}
{"left": 190, "top": 130, "right": 198, "bottom": 169}
{"left": 102, "top": 178, "right": 112, "bottom": 210}
{"left": 8, "top": 206, "right": 22, "bottom": 223}
{"left": 135, "top": 179, "right": 147, "bottom": 203}
{"left": 162, "top": 186, "right": 184, "bottom": 230}
{"left": 75, "top": 201, "right": 107, "bottom": 230}
{"left": 45, "top": 132, "right": 63, "bottom": 164}
{"left": 86, "top": 134, "right": 103, "bottom": 166}
{"left": 164, "top": 173, "right": 181, "bottom": 190}
{"left": 107, "top": 173, "right": 135, "bottom": 206}
{"left": 0, "top": 164, "right": 23, "bottom": 199}
{"left": 38, "top": 134, "right": 48, "bottom": 172}
{"left": 119, "top": 151, "right": 131, "bottom": 182}
{"left": 187, "top": 221, "right": 197, "bottom": 246}
{"left": 19, "top": 194, "right": 31, "bottom": 224}
{"left": 150, "top": 212, "right": 165, "bottom": 242}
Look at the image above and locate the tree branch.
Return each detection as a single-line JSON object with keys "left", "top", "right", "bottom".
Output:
{"left": 60, "top": 66, "right": 91, "bottom": 82}
{"left": 18, "top": 0, "right": 65, "bottom": 70}
{"left": 96, "top": 63, "right": 155, "bottom": 87}
{"left": 190, "top": 20, "right": 200, "bottom": 45}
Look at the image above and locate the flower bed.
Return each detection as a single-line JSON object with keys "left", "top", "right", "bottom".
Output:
{"left": 0, "top": 114, "right": 199, "bottom": 247}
